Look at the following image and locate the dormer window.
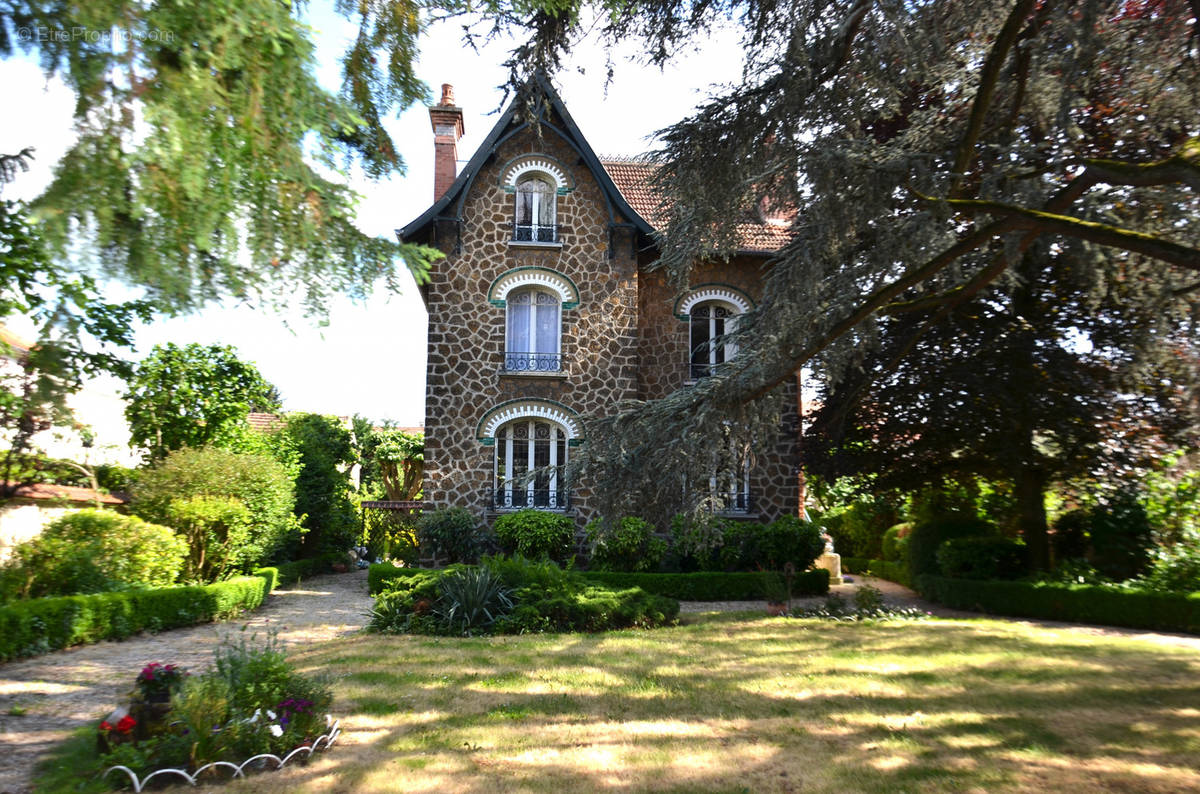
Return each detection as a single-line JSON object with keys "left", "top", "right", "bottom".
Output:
{"left": 514, "top": 176, "right": 556, "bottom": 242}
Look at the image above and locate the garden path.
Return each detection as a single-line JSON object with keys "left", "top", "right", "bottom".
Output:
{"left": 0, "top": 568, "right": 373, "bottom": 794}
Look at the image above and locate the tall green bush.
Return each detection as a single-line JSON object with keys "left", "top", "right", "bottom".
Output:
{"left": 907, "top": 514, "right": 997, "bottom": 579}
{"left": 416, "top": 507, "right": 491, "bottom": 564}
{"left": 0, "top": 509, "right": 186, "bottom": 600}
{"left": 280, "top": 413, "right": 359, "bottom": 556}
{"left": 585, "top": 516, "right": 666, "bottom": 572}
{"left": 936, "top": 536, "right": 1028, "bottom": 580}
{"left": 1087, "top": 491, "right": 1153, "bottom": 582}
{"left": 669, "top": 513, "right": 727, "bottom": 572}
{"left": 165, "top": 496, "right": 253, "bottom": 582}
{"left": 132, "top": 446, "right": 302, "bottom": 573}
{"left": 493, "top": 509, "right": 576, "bottom": 562}
{"left": 881, "top": 523, "right": 912, "bottom": 562}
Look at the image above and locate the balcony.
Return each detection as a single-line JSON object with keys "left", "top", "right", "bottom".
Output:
{"left": 510, "top": 223, "right": 560, "bottom": 244}
{"left": 503, "top": 351, "right": 564, "bottom": 374}
{"left": 488, "top": 487, "right": 572, "bottom": 511}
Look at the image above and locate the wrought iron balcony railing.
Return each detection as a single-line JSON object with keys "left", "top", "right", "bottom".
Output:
{"left": 489, "top": 487, "right": 572, "bottom": 511}
{"left": 503, "top": 351, "right": 565, "bottom": 373}
{"left": 511, "top": 223, "right": 560, "bottom": 243}
{"left": 702, "top": 492, "right": 753, "bottom": 514}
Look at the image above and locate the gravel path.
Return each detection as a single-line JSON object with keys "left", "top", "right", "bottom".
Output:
{"left": 0, "top": 569, "right": 373, "bottom": 794}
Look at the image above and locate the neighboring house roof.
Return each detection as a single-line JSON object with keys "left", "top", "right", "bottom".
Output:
{"left": 601, "top": 156, "right": 795, "bottom": 254}
{"left": 4, "top": 482, "right": 127, "bottom": 505}
{"left": 247, "top": 412, "right": 285, "bottom": 433}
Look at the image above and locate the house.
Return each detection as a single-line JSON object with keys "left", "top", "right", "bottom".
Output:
{"left": 399, "top": 77, "right": 800, "bottom": 531}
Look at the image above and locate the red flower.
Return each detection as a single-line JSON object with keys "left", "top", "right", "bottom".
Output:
{"left": 99, "top": 721, "right": 114, "bottom": 732}
{"left": 116, "top": 715, "right": 137, "bottom": 734}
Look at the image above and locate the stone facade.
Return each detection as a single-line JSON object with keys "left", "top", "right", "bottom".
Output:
{"left": 403, "top": 79, "right": 799, "bottom": 530}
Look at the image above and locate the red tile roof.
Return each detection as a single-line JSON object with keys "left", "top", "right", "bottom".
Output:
{"left": 601, "top": 158, "right": 794, "bottom": 253}
{"left": 6, "top": 482, "right": 127, "bottom": 505}
{"left": 247, "top": 412, "right": 285, "bottom": 432}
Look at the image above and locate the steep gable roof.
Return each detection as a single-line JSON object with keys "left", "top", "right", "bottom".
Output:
{"left": 601, "top": 157, "right": 794, "bottom": 254}
{"left": 398, "top": 74, "right": 655, "bottom": 243}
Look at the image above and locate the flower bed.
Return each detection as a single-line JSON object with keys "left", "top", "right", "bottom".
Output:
{"left": 103, "top": 715, "right": 341, "bottom": 792}
{"left": 46, "top": 634, "right": 338, "bottom": 791}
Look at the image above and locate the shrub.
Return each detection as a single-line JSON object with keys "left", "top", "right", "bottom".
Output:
{"left": 907, "top": 514, "right": 997, "bottom": 579}
{"left": 669, "top": 513, "right": 727, "bottom": 572}
{"left": 717, "top": 521, "right": 765, "bottom": 571}
{"left": 280, "top": 413, "right": 359, "bottom": 556}
{"left": 1051, "top": 509, "right": 1090, "bottom": 562}
{"left": 0, "top": 509, "right": 187, "bottom": 600}
{"left": 936, "top": 536, "right": 1029, "bottom": 580}
{"left": 417, "top": 506, "right": 492, "bottom": 564}
{"left": 756, "top": 516, "right": 825, "bottom": 571}
{"left": 1087, "top": 491, "right": 1153, "bottom": 581}
{"left": 369, "top": 557, "right": 678, "bottom": 635}
{"left": 433, "top": 567, "right": 514, "bottom": 633}
{"left": 132, "top": 446, "right": 302, "bottom": 572}
{"left": 585, "top": 516, "right": 666, "bottom": 572}
{"left": 0, "top": 572, "right": 275, "bottom": 662}
{"left": 1132, "top": 542, "right": 1200, "bottom": 594}
{"left": 881, "top": 523, "right": 913, "bottom": 562}
{"left": 164, "top": 496, "right": 253, "bottom": 582}
{"left": 819, "top": 496, "right": 899, "bottom": 559}
{"left": 493, "top": 509, "right": 576, "bottom": 562}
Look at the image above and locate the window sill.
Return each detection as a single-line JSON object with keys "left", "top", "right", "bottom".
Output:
{"left": 486, "top": 507, "right": 573, "bottom": 515}
{"left": 507, "top": 240, "right": 563, "bottom": 250}
{"left": 499, "top": 369, "right": 568, "bottom": 379}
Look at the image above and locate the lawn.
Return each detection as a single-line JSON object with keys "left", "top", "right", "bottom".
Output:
{"left": 38, "top": 612, "right": 1200, "bottom": 793}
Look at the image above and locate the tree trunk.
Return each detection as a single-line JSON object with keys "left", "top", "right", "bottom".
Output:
{"left": 1016, "top": 463, "right": 1050, "bottom": 571}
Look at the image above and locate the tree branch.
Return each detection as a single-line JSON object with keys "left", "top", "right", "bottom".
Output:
{"left": 950, "top": 0, "right": 1039, "bottom": 195}
{"left": 944, "top": 198, "right": 1200, "bottom": 271}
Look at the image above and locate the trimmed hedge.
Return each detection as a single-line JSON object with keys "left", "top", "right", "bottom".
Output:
{"left": 371, "top": 565, "right": 832, "bottom": 601}
{"left": 0, "top": 572, "right": 275, "bottom": 662}
{"left": 842, "top": 557, "right": 869, "bottom": 574}
{"left": 917, "top": 575, "right": 1200, "bottom": 634}
{"left": 580, "top": 569, "right": 830, "bottom": 601}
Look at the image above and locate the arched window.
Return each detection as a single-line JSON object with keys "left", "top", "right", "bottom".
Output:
{"left": 494, "top": 418, "right": 569, "bottom": 509}
{"left": 505, "top": 288, "right": 561, "bottom": 371}
{"left": 689, "top": 301, "right": 739, "bottom": 379}
{"left": 514, "top": 176, "right": 556, "bottom": 242}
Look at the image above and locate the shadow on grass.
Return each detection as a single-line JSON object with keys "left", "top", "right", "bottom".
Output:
{"left": 32, "top": 615, "right": 1200, "bottom": 793}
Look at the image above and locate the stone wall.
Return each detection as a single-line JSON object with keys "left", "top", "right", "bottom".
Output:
{"left": 421, "top": 120, "right": 641, "bottom": 527}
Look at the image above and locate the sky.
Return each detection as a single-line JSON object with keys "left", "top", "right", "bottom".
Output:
{"left": 0, "top": 5, "right": 744, "bottom": 426}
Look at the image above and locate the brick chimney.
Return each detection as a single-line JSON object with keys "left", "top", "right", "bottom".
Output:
{"left": 429, "top": 83, "right": 465, "bottom": 202}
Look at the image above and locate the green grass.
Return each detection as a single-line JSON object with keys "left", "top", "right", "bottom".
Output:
{"left": 33, "top": 614, "right": 1200, "bottom": 793}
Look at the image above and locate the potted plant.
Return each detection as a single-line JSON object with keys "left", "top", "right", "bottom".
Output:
{"left": 130, "top": 662, "right": 186, "bottom": 738}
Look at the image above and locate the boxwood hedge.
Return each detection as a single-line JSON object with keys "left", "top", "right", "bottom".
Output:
{"left": 580, "top": 569, "right": 830, "bottom": 600}
{"left": 0, "top": 571, "right": 276, "bottom": 662}
{"left": 917, "top": 575, "right": 1200, "bottom": 634}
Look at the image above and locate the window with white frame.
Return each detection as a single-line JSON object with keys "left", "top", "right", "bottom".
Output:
{"left": 689, "top": 300, "right": 739, "bottom": 379}
{"left": 505, "top": 287, "right": 561, "bottom": 372}
{"left": 494, "top": 418, "right": 569, "bottom": 509}
{"left": 514, "top": 176, "right": 556, "bottom": 242}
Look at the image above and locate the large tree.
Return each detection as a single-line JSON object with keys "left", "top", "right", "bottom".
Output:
{"left": 124, "top": 342, "right": 280, "bottom": 462}
{"left": 1, "top": 0, "right": 440, "bottom": 315}
{"left": 803, "top": 244, "right": 1199, "bottom": 568}
{"left": 456, "top": 0, "right": 1200, "bottom": 523}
